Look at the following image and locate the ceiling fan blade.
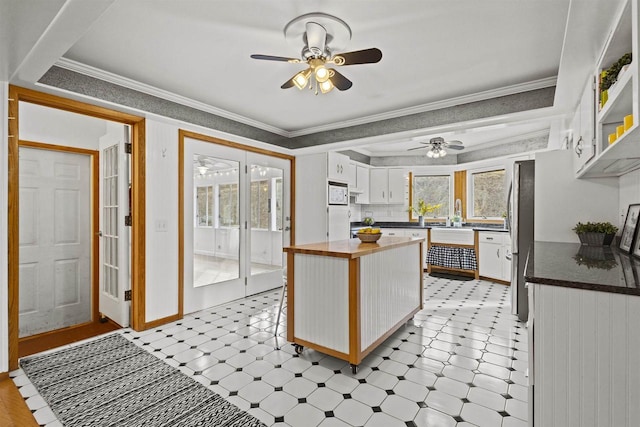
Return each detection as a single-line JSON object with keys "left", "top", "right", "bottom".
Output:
{"left": 329, "top": 69, "right": 353, "bottom": 91}
{"left": 281, "top": 74, "right": 297, "bottom": 89}
{"left": 446, "top": 145, "right": 465, "bottom": 150}
{"left": 251, "top": 54, "right": 300, "bottom": 63}
{"left": 407, "top": 146, "right": 427, "bottom": 151}
{"left": 332, "top": 48, "right": 382, "bottom": 65}
{"left": 305, "top": 22, "right": 327, "bottom": 53}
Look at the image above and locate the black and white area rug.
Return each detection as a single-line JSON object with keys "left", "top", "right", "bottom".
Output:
{"left": 19, "top": 333, "right": 267, "bottom": 427}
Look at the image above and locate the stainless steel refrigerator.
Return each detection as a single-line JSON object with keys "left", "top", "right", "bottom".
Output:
{"left": 508, "top": 160, "right": 534, "bottom": 322}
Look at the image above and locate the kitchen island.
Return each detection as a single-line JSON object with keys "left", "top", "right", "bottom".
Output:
{"left": 283, "top": 236, "right": 424, "bottom": 373}
{"left": 525, "top": 242, "right": 640, "bottom": 427}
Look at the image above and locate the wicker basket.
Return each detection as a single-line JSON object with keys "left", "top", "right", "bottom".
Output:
{"left": 357, "top": 233, "right": 382, "bottom": 243}
{"left": 577, "top": 232, "right": 615, "bottom": 246}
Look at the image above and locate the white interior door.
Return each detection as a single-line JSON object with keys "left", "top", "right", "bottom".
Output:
{"left": 246, "top": 152, "right": 290, "bottom": 296}
{"left": 98, "top": 124, "right": 131, "bottom": 327}
{"left": 18, "top": 146, "right": 92, "bottom": 338}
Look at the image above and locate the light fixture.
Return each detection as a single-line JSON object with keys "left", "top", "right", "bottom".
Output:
{"left": 293, "top": 69, "right": 312, "bottom": 89}
{"left": 426, "top": 146, "right": 447, "bottom": 158}
{"left": 319, "top": 79, "right": 334, "bottom": 93}
{"left": 197, "top": 165, "right": 208, "bottom": 175}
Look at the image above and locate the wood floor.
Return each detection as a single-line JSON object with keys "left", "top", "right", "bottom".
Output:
{"left": 2, "top": 320, "right": 121, "bottom": 426}
{"left": 19, "top": 319, "right": 120, "bottom": 358}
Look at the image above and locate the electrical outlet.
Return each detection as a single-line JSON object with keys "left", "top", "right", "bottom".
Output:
{"left": 155, "top": 219, "right": 168, "bottom": 232}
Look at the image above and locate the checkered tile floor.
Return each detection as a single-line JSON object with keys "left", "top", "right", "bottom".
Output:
{"left": 12, "top": 275, "right": 528, "bottom": 427}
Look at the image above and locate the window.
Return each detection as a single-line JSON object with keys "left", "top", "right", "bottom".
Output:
{"left": 250, "top": 180, "right": 269, "bottom": 229}
{"left": 411, "top": 175, "right": 450, "bottom": 218}
{"left": 218, "top": 183, "right": 239, "bottom": 227}
{"left": 471, "top": 169, "right": 506, "bottom": 218}
{"left": 196, "top": 186, "right": 214, "bottom": 227}
{"left": 274, "top": 178, "right": 283, "bottom": 231}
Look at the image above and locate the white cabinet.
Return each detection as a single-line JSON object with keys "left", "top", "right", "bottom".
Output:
{"left": 572, "top": 77, "right": 596, "bottom": 175}
{"left": 347, "top": 162, "right": 357, "bottom": 188}
{"left": 354, "top": 166, "right": 370, "bottom": 204}
{"left": 388, "top": 169, "right": 406, "bottom": 204}
{"left": 369, "top": 168, "right": 406, "bottom": 204}
{"left": 578, "top": 0, "right": 638, "bottom": 178}
{"left": 478, "top": 232, "right": 511, "bottom": 282}
{"left": 296, "top": 153, "right": 353, "bottom": 245}
{"left": 327, "top": 152, "right": 350, "bottom": 182}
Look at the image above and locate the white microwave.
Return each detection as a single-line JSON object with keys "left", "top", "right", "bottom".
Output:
{"left": 328, "top": 181, "right": 349, "bottom": 205}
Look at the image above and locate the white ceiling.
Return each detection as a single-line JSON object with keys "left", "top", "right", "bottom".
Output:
{"left": 1, "top": 0, "right": 625, "bottom": 157}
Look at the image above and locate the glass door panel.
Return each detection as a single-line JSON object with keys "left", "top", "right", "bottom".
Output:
{"left": 193, "top": 154, "right": 240, "bottom": 287}
{"left": 249, "top": 164, "right": 284, "bottom": 277}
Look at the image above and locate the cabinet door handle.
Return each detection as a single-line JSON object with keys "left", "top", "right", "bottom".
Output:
{"left": 337, "top": 164, "right": 340, "bottom": 173}
{"left": 382, "top": 191, "right": 385, "bottom": 199}
{"left": 575, "top": 136, "right": 583, "bottom": 158}
{"left": 486, "top": 237, "right": 493, "bottom": 240}
{"left": 390, "top": 191, "right": 392, "bottom": 199}
{"left": 497, "top": 248, "right": 500, "bottom": 258}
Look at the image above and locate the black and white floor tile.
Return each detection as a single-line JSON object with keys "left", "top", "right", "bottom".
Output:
{"left": 11, "top": 275, "right": 528, "bottom": 427}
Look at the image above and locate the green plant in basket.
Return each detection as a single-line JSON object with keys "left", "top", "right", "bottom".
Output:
{"left": 572, "top": 222, "right": 618, "bottom": 235}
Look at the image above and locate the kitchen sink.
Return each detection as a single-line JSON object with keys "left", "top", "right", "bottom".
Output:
{"left": 430, "top": 228, "right": 475, "bottom": 245}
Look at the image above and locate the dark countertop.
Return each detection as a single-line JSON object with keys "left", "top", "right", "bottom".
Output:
{"left": 350, "top": 221, "right": 509, "bottom": 233}
{"left": 524, "top": 241, "right": 640, "bottom": 295}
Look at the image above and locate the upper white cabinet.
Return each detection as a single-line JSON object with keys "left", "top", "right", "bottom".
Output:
{"left": 348, "top": 162, "right": 357, "bottom": 188}
{"left": 579, "top": 0, "right": 639, "bottom": 178}
{"left": 354, "top": 166, "right": 370, "bottom": 204}
{"left": 368, "top": 168, "right": 406, "bottom": 204}
{"left": 327, "top": 152, "right": 350, "bottom": 182}
{"left": 572, "top": 77, "right": 596, "bottom": 175}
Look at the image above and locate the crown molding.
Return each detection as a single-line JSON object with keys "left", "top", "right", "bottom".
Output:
{"left": 286, "top": 76, "right": 558, "bottom": 138}
{"left": 54, "top": 57, "right": 290, "bottom": 137}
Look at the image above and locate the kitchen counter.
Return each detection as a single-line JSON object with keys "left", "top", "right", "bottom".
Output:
{"left": 351, "top": 221, "right": 508, "bottom": 233}
{"left": 283, "top": 236, "right": 422, "bottom": 258}
{"left": 524, "top": 241, "right": 640, "bottom": 295}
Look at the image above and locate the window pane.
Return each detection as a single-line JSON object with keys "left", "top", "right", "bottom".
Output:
{"left": 472, "top": 169, "right": 506, "bottom": 218}
{"left": 275, "top": 178, "right": 283, "bottom": 231}
{"left": 412, "top": 175, "right": 450, "bottom": 218}
{"left": 219, "top": 183, "right": 239, "bottom": 227}
{"left": 196, "top": 187, "right": 208, "bottom": 226}
{"left": 259, "top": 180, "right": 269, "bottom": 229}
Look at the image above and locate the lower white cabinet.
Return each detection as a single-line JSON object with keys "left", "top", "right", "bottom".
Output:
{"left": 530, "top": 283, "right": 640, "bottom": 427}
{"left": 478, "top": 232, "right": 511, "bottom": 282}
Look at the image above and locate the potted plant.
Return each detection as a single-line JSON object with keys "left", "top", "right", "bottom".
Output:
{"left": 572, "top": 221, "right": 618, "bottom": 246}
{"left": 409, "top": 200, "right": 442, "bottom": 226}
{"left": 600, "top": 52, "right": 632, "bottom": 108}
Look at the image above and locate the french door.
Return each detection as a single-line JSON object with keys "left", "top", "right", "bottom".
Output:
{"left": 98, "top": 124, "right": 131, "bottom": 327}
{"left": 182, "top": 137, "right": 291, "bottom": 313}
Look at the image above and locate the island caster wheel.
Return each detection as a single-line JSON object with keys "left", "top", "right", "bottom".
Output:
{"left": 350, "top": 364, "right": 358, "bottom": 374}
{"left": 294, "top": 344, "right": 304, "bottom": 355}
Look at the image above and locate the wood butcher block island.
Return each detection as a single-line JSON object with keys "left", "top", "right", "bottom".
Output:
{"left": 283, "top": 236, "right": 424, "bottom": 373}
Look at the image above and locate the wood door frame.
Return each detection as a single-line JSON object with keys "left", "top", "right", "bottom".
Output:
{"left": 8, "top": 86, "right": 146, "bottom": 370}
{"left": 17, "top": 140, "right": 100, "bottom": 339}
{"left": 177, "top": 129, "right": 295, "bottom": 317}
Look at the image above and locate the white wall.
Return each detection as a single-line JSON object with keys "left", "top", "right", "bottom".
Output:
{"left": 1, "top": 83, "right": 8, "bottom": 373}
{"left": 19, "top": 102, "right": 106, "bottom": 149}
{"left": 619, "top": 169, "right": 640, "bottom": 229}
{"left": 534, "top": 149, "right": 619, "bottom": 242}
{"left": 144, "top": 119, "right": 179, "bottom": 322}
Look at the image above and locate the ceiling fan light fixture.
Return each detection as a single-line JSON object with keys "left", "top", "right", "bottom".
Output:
{"left": 319, "top": 79, "right": 334, "bottom": 93}
{"left": 314, "top": 65, "right": 330, "bottom": 83}
{"left": 197, "top": 165, "right": 208, "bottom": 175}
{"left": 293, "top": 69, "right": 312, "bottom": 89}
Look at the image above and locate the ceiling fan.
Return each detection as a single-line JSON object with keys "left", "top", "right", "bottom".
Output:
{"left": 409, "top": 137, "right": 465, "bottom": 158}
{"left": 250, "top": 13, "right": 382, "bottom": 95}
